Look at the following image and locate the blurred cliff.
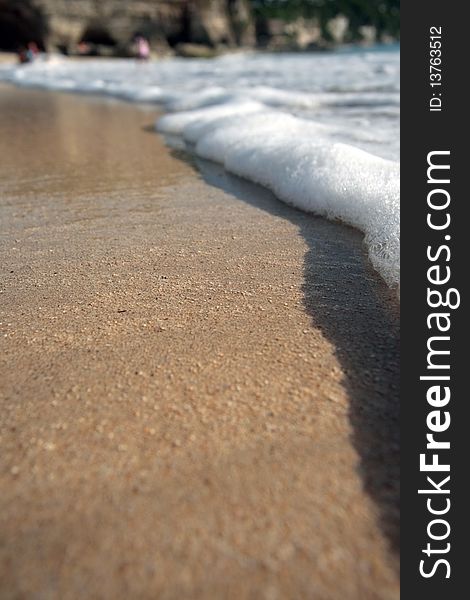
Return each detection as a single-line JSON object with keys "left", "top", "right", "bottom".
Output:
{"left": 0, "top": 0, "right": 399, "bottom": 56}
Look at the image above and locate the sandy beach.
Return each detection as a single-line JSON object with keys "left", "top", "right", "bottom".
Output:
{"left": 0, "top": 85, "right": 399, "bottom": 599}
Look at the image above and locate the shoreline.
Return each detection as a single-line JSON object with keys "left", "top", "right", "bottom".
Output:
{"left": 0, "top": 86, "right": 399, "bottom": 599}
{"left": 0, "top": 55, "right": 400, "bottom": 290}
{"left": 0, "top": 42, "right": 399, "bottom": 63}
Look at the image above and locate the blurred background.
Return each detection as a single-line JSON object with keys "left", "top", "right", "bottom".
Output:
{"left": 0, "top": 0, "right": 399, "bottom": 59}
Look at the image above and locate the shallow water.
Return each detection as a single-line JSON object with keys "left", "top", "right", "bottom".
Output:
{"left": 0, "top": 47, "right": 399, "bottom": 160}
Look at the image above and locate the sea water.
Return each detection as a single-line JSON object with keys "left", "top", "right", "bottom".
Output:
{"left": 0, "top": 46, "right": 399, "bottom": 287}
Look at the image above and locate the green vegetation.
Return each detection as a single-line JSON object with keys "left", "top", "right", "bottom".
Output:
{"left": 252, "top": 0, "right": 400, "bottom": 39}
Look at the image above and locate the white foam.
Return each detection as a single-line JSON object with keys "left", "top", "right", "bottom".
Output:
{"left": 157, "top": 100, "right": 265, "bottom": 135}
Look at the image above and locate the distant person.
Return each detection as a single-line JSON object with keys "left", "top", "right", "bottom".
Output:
{"left": 26, "top": 42, "right": 39, "bottom": 63}
{"left": 17, "top": 42, "right": 39, "bottom": 64}
{"left": 136, "top": 36, "right": 150, "bottom": 61}
{"left": 77, "top": 41, "right": 92, "bottom": 56}
{"left": 17, "top": 47, "right": 29, "bottom": 64}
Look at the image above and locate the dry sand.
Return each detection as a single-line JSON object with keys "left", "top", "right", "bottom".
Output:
{"left": 0, "top": 85, "right": 399, "bottom": 599}
{"left": 0, "top": 53, "right": 16, "bottom": 64}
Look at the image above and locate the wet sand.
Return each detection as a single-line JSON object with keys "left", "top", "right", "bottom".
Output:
{"left": 0, "top": 85, "right": 399, "bottom": 599}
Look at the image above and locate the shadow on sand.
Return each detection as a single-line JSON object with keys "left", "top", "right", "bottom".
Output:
{"left": 165, "top": 144, "right": 401, "bottom": 562}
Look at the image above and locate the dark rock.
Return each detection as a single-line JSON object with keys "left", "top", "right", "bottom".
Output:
{"left": 1, "top": 0, "right": 256, "bottom": 55}
{"left": 0, "top": 0, "right": 48, "bottom": 50}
